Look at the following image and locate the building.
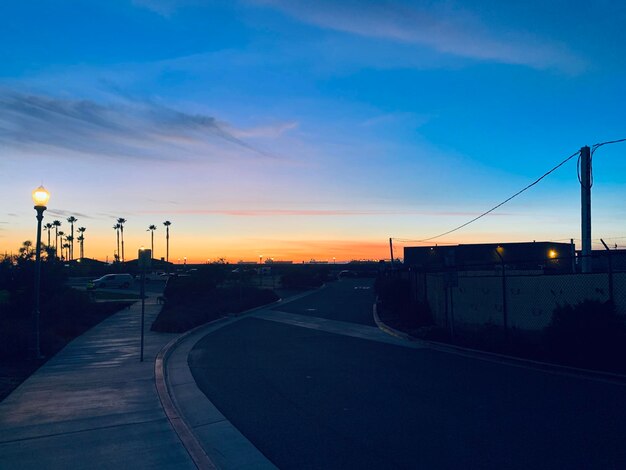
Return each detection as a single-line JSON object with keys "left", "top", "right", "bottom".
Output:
{"left": 404, "top": 241, "right": 574, "bottom": 273}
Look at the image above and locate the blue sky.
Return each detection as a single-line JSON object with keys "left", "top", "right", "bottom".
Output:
{"left": 1, "top": 0, "right": 625, "bottom": 261}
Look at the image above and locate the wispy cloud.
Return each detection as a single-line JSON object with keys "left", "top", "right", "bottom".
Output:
{"left": 252, "top": 0, "right": 584, "bottom": 71}
{"left": 227, "top": 121, "right": 299, "bottom": 139}
{"left": 47, "top": 209, "right": 93, "bottom": 220}
{"left": 137, "top": 208, "right": 512, "bottom": 217}
{"left": 0, "top": 89, "right": 275, "bottom": 162}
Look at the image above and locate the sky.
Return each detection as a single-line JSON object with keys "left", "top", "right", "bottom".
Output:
{"left": 1, "top": 0, "right": 625, "bottom": 263}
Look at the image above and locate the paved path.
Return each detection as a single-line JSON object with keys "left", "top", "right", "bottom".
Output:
{"left": 0, "top": 298, "right": 194, "bottom": 470}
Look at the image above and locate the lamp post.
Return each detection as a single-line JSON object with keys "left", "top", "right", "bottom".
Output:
{"left": 32, "top": 185, "right": 50, "bottom": 359}
{"left": 138, "top": 247, "right": 152, "bottom": 362}
{"left": 495, "top": 246, "right": 508, "bottom": 340}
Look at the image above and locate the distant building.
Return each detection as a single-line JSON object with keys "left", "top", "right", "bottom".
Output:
{"left": 404, "top": 241, "right": 574, "bottom": 272}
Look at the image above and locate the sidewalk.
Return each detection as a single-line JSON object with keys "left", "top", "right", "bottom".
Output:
{"left": 0, "top": 297, "right": 195, "bottom": 470}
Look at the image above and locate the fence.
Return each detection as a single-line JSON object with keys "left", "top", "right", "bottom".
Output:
{"left": 406, "top": 251, "right": 626, "bottom": 343}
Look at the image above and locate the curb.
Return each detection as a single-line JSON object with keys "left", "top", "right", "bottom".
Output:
{"left": 155, "top": 290, "right": 319, "bottom": 469}
{"left": 373, "top": 303, "right": 626, "bottom": 385}
{"left": 155, "top": 319, "right": 222, "bottom": 470}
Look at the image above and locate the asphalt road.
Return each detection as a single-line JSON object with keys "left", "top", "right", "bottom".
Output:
{"left": 272, "top": 278, "right": 377, "bottom": 326}
{"left": 189, "top": 278, "right": 626, "bottom": 469}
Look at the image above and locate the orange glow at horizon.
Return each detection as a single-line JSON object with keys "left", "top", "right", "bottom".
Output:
{"left": 1, "top": 230, "right": 392, "bottom": 264}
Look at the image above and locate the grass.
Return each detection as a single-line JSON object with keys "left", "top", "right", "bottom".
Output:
{"left": 0, "top": 300, "right": 134, "bottom": 402}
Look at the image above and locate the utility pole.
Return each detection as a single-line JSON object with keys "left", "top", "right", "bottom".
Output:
{"left": 580, "top": 146, "right": 592, "bottom": 273}
{"left": 389, "top": 238, "right": 395, "bottom": 268}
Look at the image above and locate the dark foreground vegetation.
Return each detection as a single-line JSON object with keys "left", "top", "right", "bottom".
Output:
{"left": 151, "top": 265, "right": 279, "bottom": 333}
{"left": 376, "top": 275, "right": 626, "bottom": 374}
{"left": 0, "top": 245, "right": 132, "bottom": 401}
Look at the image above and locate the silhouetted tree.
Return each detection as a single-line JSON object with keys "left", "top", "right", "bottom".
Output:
{"left": 18, "top": 240, "right": 34, "bottom": 260}
{"left": 77, "top": 226, "right": 86, "bottom": 259}
{"left": 67, "top": 216, "right": 77, "bottom": 261}
{"left": 112, "top": 223, "right": 120, "bottom": 262}
{"left": 57, "top": 231, "right": 65, "bottom": 260}
{"left": 44, "top": 223, "right": 53, "bottom": 247}
{"left": 117, "top": 218, "right": 127, "bottom": 263}
{"left": 148, "top": 224, "right": 157, "bottom": 258}
{"left": 52, "top": 220, "right": 61, "bottom": 257}
{"left": 163, "top": 220, "right": 171, "bottom": 270}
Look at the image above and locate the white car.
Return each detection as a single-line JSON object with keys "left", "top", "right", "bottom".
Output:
{"left": 87, "top": 274, "right": 134, "bottom": 289}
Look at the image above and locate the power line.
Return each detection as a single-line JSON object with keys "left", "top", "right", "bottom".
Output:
{"left": 578, "top": 137, "right": 626, "bottom": 190}
{"left": 414, "top": 149, "right": 581, "bottom": 243}
{"left": 592, "top": 137, "right": 626, "bottom": 154}
{"left": 395, "top": 138, "right": 626, "bottom": 245}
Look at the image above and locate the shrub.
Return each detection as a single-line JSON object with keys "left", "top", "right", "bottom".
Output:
{"left": 152, "top": 283, "right": 279, "bottom": 333}
{"left": 375, "top": 275, "right": 432, "bottom": 328}
{"left": 543, "top": 300, "right": 626, "bottom": 372}
{"left": 280, "top": 267, "right": 329, "bottom": 289}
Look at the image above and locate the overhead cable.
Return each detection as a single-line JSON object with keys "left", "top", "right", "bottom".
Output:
{"left": 413, "top": 149, "right": 582, "bottom": 243}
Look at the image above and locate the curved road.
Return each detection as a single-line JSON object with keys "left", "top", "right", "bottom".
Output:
{"left": 188, "top": 278, "right": 626, "bottom": 469}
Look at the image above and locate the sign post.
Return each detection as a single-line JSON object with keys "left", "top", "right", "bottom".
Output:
{"left": 138, "top": 248, "right": 152, "bottom": 362}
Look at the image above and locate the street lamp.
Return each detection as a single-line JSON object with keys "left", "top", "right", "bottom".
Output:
{"left": 494, "top": 246, "right": 508, "bottom": 339}
{"left": 32, "top": 185, "right": 50, "bottom": 359}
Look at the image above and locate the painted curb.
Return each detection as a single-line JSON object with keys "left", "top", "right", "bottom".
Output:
{"left": 373, "top": 302, "right": 626, "bottom": 385}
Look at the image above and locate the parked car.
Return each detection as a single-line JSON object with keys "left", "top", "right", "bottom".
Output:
{"left": 87, "top": 274, "right": 134, "bottom": 289}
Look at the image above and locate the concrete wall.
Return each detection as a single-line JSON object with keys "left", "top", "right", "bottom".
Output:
{"left": 419, "top": 271, "right": 626, "bottom": 331}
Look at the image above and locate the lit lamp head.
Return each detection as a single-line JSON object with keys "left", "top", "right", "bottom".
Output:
{"left": 32, "top": 185, "right": 50, "bottom": 210}
{"left": 548, "top": 249, "right": 557, "bottom": 259}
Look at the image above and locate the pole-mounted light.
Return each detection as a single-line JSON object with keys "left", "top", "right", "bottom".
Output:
{"left": 32, "top": 185, "right": 50, "bottom": 359}
{"left": 32, "top": 185, "right": 50, "bottom": 209}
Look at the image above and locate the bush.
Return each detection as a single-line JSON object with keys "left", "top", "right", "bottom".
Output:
{"left": 152, "top": 282, "right": 279, "bottom": 333}
{"left": 544, "top": 300, "right": 626, "bottom": 372}
{"left": 375, "top": 275, "right": 432, "bottom": 328}
{"left": 280, "top": 267, "right": 329, "bottom": 289}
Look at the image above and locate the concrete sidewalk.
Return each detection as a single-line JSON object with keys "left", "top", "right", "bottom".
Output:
{"left": 0, "top": 297, "right": 195, "bottom": 469}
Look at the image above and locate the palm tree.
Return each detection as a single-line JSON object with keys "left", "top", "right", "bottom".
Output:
{"left": 117, "top": 218, "right": 127, "bottom": 263}
{"left": 163, "top": 220, "right": 171, "bottom": 271}
{"left": 44, "top": 223, "right": 53, "bottom": 248}
{"left": 52, "top": 220, "right": 61, "bottom": 257}
{"left": 44, "top": 223, "right": 51, "bottom": 243}
{"left": 18, "top": 240, "right": 34, "bottom": 260}
{"left": 77, "top": 227, "right": 86, "bottom": 259}
{"left": 62, "top": 242, "right": 70, "bottom": 261}
{"left": 67, "top": 216, "right": 77, "bottom": 260}
{"left": 113, "top": 223, "right": 121, "bottom": 262}
{"left": 147, "top": 225, "right": 157, "bottom": 258}
{"left": 77, "top": 235, "right": 85, "bottom": 259}
{"left": 66, "top": 235, "right": 74, "bottom": 262}
{"left": 57, "top": 231, "right": 65, "bottom": 260}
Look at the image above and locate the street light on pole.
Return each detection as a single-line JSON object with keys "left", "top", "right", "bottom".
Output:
{"left": 32, "top": 185, "right": 50, "bottom": 359}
